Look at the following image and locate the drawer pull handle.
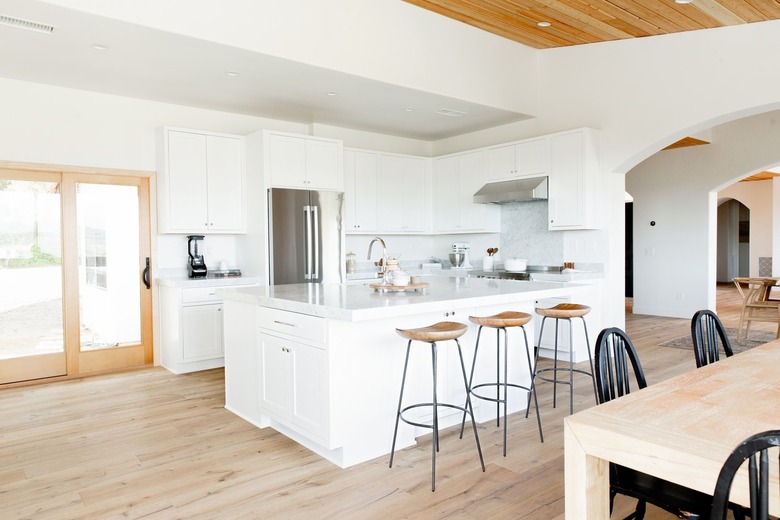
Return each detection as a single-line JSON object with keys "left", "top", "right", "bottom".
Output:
{"left": 274, "top": 320, "right": 297, "bottom": 327}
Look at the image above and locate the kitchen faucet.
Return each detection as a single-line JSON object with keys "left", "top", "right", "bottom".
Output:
{"left": 367, "top": 237, "right": 387, "bottom": 280}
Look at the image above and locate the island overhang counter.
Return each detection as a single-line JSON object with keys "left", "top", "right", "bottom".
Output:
{"left": 219, "top": 277, "right": 594, "bottom": 468}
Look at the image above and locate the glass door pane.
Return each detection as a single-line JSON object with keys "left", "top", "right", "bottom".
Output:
{"left": 0, "top": 178, "right": 66, "bottom": 383}
{"left": 76, "top": 183, "right": 141, "bottom": 351}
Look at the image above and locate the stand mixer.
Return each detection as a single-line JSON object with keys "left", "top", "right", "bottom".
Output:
{"left": 450, "top": 242, "right": 473, "bottom": 270}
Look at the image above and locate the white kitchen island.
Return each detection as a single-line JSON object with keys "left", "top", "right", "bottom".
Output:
{"left": 219, "top": 276, "right": 593, "bottom": 468}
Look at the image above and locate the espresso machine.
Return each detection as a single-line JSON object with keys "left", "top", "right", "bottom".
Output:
{"left": 187, "top": 235, "right": 208, "bottom": 278}
{"left": 451, "top": 242, "right": 473, "bottom": 270}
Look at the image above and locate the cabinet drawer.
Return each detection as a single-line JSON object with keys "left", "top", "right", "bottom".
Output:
{"left": 182, "top": 287, "right": 221, "bottom": 305}
{"left": 258, "top": 308, "right": 325, "bottom": 344}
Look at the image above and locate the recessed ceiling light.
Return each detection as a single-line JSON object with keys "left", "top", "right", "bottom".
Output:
{"left": 326, "top": 91, "right": 337, "bottom": 96}
{"left": 537, "top": 21, "right": 552, "bottom": 27}
{"left": 436, "top": 108, "right": 467, "bottom": 117}
{"left": 225, "top": 70, "right": 240, "bottom": 77}
{"left": 675, "top": 0, "right": 693, "bottom": 3}
{"left": 404, "top": 107, "right": 415, "bottom": 112}
{"left": 91, "top": 43, "right": 109, "bottom": 51}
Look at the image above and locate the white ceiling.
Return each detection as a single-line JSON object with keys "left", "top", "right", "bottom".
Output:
{"left": 0, "top": 1, "right": 528, "bottom": 140}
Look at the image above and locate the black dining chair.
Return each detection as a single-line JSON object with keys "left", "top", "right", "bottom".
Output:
{"left": 691, "top": 309, "right": 734, "bottom": 368}
{"left": 711, "top": 430, "right": 780, "bottom": 520}
{"left": 595, "top": 327, "right": 714, "bottom": 520}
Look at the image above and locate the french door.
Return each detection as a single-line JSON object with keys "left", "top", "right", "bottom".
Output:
{"left": 0, "top": 167, "right": 152, "bottom": 385}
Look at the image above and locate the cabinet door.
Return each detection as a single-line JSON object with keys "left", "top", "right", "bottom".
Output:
{"left": 433, "top": 156, "right": 462, "bottom": 231}
{"left": 258, "top": 333, "right": 291, "bottom": 419}
{"left": 378, "top": 155, "right": 427, "bottom": 233}
{"left": 458, "top": 151, "right": 492, "bottom": 231}
{"left": 306, "top": 139, "right": 341, "bottom": 190}
{"left": 515, "top": 138, "right": 547, "bottom": 177}
{"left": 548, "top": 132, "right": 585, "bottom": 229}
{"left": 206, "top": 135, "right": 245, "bottom": 232}
{"left": 165, "top": 130, "right": 208, "bottom": 231}
{"left": 181, "top": 303, "right": 223, "bottom": 361}
{"left": 344, "top": 150, "right": 378, "bottom": 232}
{"left": 268, "top": 133, "right": 307, "bottom": 188}
{"left": 486, "top": 144, "right": 517, "bottom": 182}
{"left": 290, "top": 343, "right": 328, "bottom": 436}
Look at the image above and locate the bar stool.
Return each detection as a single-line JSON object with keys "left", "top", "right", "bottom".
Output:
{"left": 459, "top": 311, "right": 543, "bottom": 457}
{"left": 531, "top": 303, "right": 597, "bottom": 415}
{"left": 389, "top": 321, "right": 485, "bottom": 491}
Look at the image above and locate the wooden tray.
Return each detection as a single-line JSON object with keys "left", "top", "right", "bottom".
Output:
{"left": 370, "top": 282, "right": 429, "bottom": 293}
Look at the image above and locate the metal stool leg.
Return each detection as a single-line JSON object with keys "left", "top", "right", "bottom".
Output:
{"left": 459, "top": 326, "right": 483, "bottom": 439}
{"left": 579, "top": 316, "right": 598, "bottom": 405}
{"left": 521, "top": 326, "right": 544, "bottom": 443}
{"left": 389, "top": 340, "right": 413, "bottom": 468}
{"left": 431, "top": 341, "right": 438, "bottom": 491}
{"left": 552, "top": 317, "right": 560, "bottom": 408}
{"left": 455, "top": 338, "right": 485, "bottom": 472}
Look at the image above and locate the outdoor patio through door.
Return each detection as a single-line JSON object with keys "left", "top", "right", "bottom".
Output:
{"left": 0, "top": 167, "right": 152, "bottom": 385}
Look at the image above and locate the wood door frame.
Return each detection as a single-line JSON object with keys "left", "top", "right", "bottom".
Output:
{"left": 0, "top": 161, "right": 154, "bottom": 386}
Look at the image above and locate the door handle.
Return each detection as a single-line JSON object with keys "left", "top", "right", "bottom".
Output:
{"left": 312, "top": 205, "right": 319, "bottom": 281}
{"left": 142, "top": 257, "right": 151, "bottom": 289}
{"left": 304, "top": 206, "right": 313, "bottom": 280}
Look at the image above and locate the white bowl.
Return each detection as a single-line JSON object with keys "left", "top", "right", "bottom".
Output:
{"left": 390, "top": 271, "right": 411, "bottom": 286}
{"left": 505, "top": 258, "right": 528, "bottom": 272}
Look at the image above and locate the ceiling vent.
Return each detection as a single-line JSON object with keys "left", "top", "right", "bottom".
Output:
{"left": 0, "top": 14, "right": 55, "bottom": 34}
{"left": 436, "top": 108, "right": 467, "bottom": 117}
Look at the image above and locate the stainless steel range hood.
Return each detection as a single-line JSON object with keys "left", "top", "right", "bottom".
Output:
{"left": 473, "top": 177, "right": 548, "bottom": 204}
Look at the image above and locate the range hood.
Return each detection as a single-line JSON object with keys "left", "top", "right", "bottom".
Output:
{"left": 473, "top": 177, "right": 548, "bottom": 204}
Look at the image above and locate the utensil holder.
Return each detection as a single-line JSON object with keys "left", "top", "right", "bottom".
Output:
{"left": 482, "top": 256, "right": 494, "bottom": 271}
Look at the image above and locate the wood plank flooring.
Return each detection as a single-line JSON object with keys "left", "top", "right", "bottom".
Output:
{"left": 0, "top": 284, "right": 763, "bottom": 519}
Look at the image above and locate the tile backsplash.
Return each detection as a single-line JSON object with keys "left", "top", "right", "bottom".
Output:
{"left": 500, "top": 201, "right": 563, "bottom": 265}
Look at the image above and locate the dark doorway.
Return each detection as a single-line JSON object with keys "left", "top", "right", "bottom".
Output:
{"left": 626, "top": 202, "right": 633, "bottom": 297}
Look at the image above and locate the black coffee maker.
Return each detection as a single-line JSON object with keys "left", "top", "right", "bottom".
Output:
{"left": 187, "top": 235, "right": 208, "bottom": 278}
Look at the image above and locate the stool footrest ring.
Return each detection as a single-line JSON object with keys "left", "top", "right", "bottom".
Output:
{"left": 399, "top": 402, "right": 474, "bottom": 431}
{"left": 536, "top": 366, "right": 594, "bottom": 386}
{"left": 471, "top": 382, "right": 533, "bottom": 404}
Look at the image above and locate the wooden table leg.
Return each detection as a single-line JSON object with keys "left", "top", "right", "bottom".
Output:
{"left": 564, "top": 419, "right": 610, "bottom": 519}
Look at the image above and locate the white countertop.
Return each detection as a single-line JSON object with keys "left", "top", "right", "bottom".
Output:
{"left": 156, "top": 275, "right": 263, "bottom": 288}
{"left": 218, "top": 276, "right": 589, "bottom": 321}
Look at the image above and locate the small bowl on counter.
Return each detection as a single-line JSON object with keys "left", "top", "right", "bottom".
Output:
{"left": 389, "top": 270, "right": 411, "bottom": 286}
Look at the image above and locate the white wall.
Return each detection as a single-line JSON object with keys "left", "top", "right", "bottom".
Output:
{"left": 627, "top": 112, "right": 780, "bottom": 318}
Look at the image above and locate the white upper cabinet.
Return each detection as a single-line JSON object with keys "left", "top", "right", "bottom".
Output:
{"left": 377, "top": 154, "right": 429, "bottom": 233}
{"left": 343, "top": 149, "right": 378, "bottom": 233}
{"left": 548, "top": 128, "right": 601, "bottom": 230}
{"left": 157, "top": 127, "right": 246, "bottom": 234}
{"left": 266, "top": 131, "right": 342, "bottom": 191}
{"left": 486, "top": 137, "right": 547, "bottom": 182}
{"left": 433, "top": 151, "right": 499, "bottom": 233}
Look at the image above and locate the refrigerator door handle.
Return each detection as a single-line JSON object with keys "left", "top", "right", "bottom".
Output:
{"left": 304, "top": 205, "right": 313, "bottom": 280}
{"left": 312, "top": 205, "right": 320, "bottom": 280}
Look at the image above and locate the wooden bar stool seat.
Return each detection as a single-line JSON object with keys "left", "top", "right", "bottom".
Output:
{"left": 531, "top": 303, "right": 597, "bottom": 415}
{"left": 395, "top": 321, "right": 468, "bottom": 342}
{"left": 389, "top": 321, "right": 484, "bottom": 491}
{"left": 468, "top": 311, "right": 532, "bottom": 328}
{"left": 535, "top": 303, "right": 590, "bottom": 319}
{"left": 460, "top": 310, "right": 543, "bottom": 456}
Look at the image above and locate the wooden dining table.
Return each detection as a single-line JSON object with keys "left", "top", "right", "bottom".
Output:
{"left": 564, "top": 340, "right": 780, "bottom": 519}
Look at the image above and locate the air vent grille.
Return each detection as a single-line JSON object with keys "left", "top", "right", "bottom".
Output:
{"left": 0, "top": 14, "right": 55, "bottom": 34}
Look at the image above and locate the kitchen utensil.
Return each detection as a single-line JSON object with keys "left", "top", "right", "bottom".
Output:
{"left": 505, "top": 258, "right": 528, "bottom": 272}
{"left": 451, "top": 242, "right": 473, "bottom": 269}
{"left": 482, "top": 256, "right": 494, "bottom": 271}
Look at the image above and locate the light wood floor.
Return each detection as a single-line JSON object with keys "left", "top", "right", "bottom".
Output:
{"left": 0, "top": 284, "right": 765, "bottom": 519}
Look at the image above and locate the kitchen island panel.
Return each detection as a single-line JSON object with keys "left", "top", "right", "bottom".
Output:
{"left": 221, "top": 278, "right": 593, "bottom": 468}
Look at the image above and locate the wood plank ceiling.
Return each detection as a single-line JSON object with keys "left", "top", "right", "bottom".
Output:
{"left": 403, "top": 0, "right": 780, "bottom": 49}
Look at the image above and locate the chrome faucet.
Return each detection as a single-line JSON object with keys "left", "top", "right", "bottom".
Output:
{"left": 367, "top": 237, "right": 387, "bottom": 280}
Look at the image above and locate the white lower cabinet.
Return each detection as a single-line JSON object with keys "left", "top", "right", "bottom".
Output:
{"left": 258, "top": 332, "right": 328, "bottom": 439}
{"left": 255, "top": 307, "right": 333, "bottom": 447}
{"left": 159, "top": 283, "right": 256, "bottom": 374}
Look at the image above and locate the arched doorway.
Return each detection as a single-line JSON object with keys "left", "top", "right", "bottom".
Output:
{"left": 716, "top": 199, "right": 749, "bottom": 283}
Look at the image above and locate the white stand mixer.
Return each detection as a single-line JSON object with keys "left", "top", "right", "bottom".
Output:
{"left": 451, "top": 242, "right": 473, "bottom": 270}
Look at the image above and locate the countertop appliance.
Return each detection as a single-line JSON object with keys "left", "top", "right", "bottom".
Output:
{"left": 187, "top": 234, "right": 207, "bottom": 278}
{"left": 268, "top": 187, "right": 344, "bottom": 285}
{"left": 451, "top": 242, "right": 473, "bottom": 270}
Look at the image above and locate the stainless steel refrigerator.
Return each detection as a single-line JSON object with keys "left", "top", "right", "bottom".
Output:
{"left": 268, "top": 187, "right": 345, "bottom": 285}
